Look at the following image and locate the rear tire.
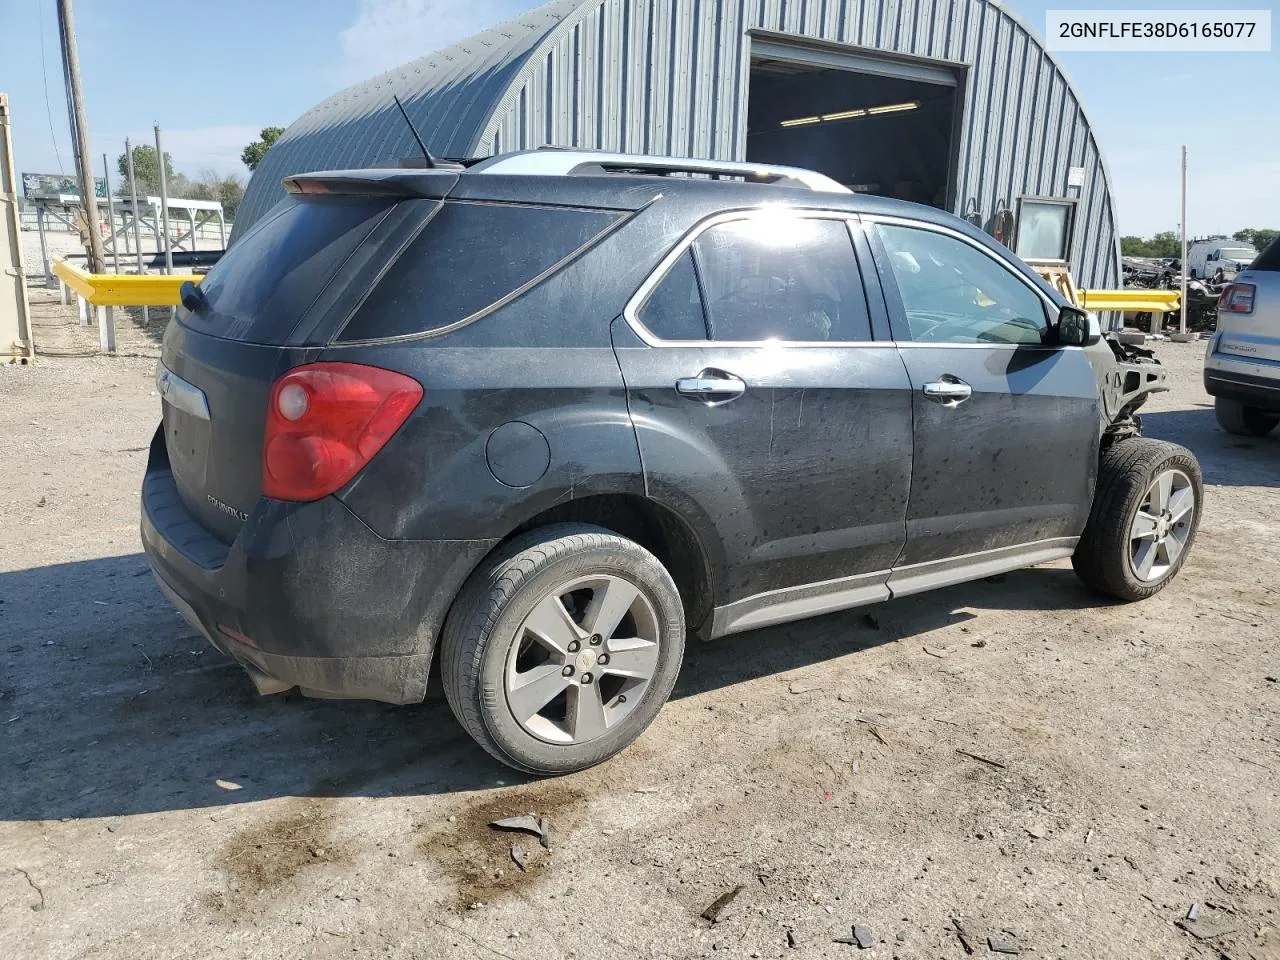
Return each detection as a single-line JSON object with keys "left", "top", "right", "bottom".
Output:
{"left": 1215, "top": 397, "right": 1279, "bottom": 437}
{"left": 439, "top": 523, "right": 685, "bottom": 775}
{"left": 1072, "top": 439, "right": 1202, "bottom": 602}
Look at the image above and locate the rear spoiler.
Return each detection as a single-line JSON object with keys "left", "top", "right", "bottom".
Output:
{"left": 282, "top": 169, "right": 458, "bottom": 199}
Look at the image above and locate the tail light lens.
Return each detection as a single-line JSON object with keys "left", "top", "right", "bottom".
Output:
{"left": 1219, "top": 283, "right": 1256, "bottom": 314}
{"left": 263, "top": 362, "right": 422, "bottom": 501}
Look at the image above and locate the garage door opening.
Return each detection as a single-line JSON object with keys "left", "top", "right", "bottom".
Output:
{"left": 746, "top": 49, "right": 960, "bottom": 209}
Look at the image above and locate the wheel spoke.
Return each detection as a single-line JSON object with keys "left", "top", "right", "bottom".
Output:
{"left": 569, "top": 682, "right": 609, "bottom": 741}
{"left": 1133, "top": 539, "right": 1159, "bottom": 581}
{"left": 1131, "top": 511, "right": 1160, "bottom": 541}
{"left": 1153, "top": 471, "right": 1174, "bottom": 512}
{"left": 582, "top": 578, "right": 639, "bottom": 640}
{"left": 507, "top": 663, "right": 571, "bottom": 723}
{"left": 523, "top": 594, "right": 582, "bottom": 655}
{"left": 1167, "top": 485, "right": 1195, "bottom": 524}
{"left": 602, "top": 636, "right": 659, "bottom": 680}
{"left": 1163, "top": 529, "right": 1186, "bottom": 566}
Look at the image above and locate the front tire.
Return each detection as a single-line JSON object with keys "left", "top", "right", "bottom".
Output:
{"left": 1072, "top": 439, "right": 1202, "bottom": 601}
{"left": 1215, "top": 397, "right": 1279, "bottom": 437}
{"left": 439, "top": 523, "right": 685, "bottom": 775}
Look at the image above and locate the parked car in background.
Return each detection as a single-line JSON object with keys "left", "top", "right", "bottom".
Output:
{"left": 1204, "top": 236, "right": 1280, "bottom": 437}
{"left": 141, "top": 151, "right": 1203, "bottom": 774}
{"left": 1187, "top": 239, "right": 1257, "bottom": 281}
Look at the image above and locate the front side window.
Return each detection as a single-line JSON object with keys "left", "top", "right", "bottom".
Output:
{"left": 873, "top": 223, "right": 1049, "bottom": 345}
{"left": 691, "top": 217, "right": 871, "bottom": 342}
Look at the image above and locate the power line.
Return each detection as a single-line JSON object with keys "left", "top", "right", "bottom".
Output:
{"left": 38, "top": 0, "right": 66, "bottom": 172}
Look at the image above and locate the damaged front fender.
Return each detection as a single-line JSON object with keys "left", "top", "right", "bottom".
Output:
{"left": 1084, "top": 334, "right": 1169, "bottom": 442}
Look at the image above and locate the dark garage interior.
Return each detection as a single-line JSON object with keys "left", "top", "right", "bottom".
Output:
{"left": 746, "top": 57, "right": 958, "bottom": 209}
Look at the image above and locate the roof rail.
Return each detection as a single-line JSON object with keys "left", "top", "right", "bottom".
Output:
{"left": 470, "top": 150, "right": 851, "bottom": 194}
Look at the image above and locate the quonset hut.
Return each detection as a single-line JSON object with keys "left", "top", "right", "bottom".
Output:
{"left": 236, "top": 0, "right": 1119, "bottom": 287}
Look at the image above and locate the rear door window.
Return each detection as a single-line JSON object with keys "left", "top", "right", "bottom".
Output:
{"left": 187, "top": 196, "right": 393, "bottom": 344}
{"left": 338, "top": 201, "right": 619, "bottom": 341}
{"left": 636, "top": 251, "right": 709, "bottom": 340}
{"left": 691, "top": 217, "right": 871, "bottom": 342}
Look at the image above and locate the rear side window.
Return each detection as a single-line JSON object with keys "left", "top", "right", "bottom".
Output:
{"left": 1251, "top": 237, "right": 1280, "bottom": 271}
{"left": 692, "top": 218, "right": 872, "bottom": 342}
{"left": 338, "top": 201, "right": 619, "bottom": 341}
{"left": 189, "top": 197, "right": 392, "bottom": 344}
{"left": 637, "top": 251, "right": 709, "bottom": 340}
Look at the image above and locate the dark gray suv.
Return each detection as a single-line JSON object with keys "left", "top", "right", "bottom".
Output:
{"left": 141, "top": 151, "right": 1202, "bottom": 774}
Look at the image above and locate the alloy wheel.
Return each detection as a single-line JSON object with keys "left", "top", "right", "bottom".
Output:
{"left": 504, "top": 575, "right": 661, "bottom": 744}
{"left": 1128, "top": 468, "right": 1195, "bottom": 582}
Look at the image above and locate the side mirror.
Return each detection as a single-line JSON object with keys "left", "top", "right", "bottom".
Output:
{"left": 1055, "top": 305, "right": 1100, "bottom": 347}
{"left": 180, "top": 280, "right": 206, "bottom": 313}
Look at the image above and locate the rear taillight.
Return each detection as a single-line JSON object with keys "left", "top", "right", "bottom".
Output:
{"left": 1219, "top": 283, "right": 1256, "bottom": 314}
{"left": 263, "top": 362, "right": 422, "bottom": 502}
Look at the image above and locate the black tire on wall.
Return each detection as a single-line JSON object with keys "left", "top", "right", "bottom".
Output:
{"left": 1072, "top": 439, "right": 1203, "bottom": 602}
{"left": 439, "top": 523, "right": 686, "bottom": 775}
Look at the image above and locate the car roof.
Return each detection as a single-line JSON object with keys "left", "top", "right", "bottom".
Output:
{"left": 291, "top": 152, "right": 952, "bottom": 224}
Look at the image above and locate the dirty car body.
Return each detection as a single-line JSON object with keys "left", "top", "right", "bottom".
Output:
{"left": 140, "top": 150, "right": 1194, "bottom": 773}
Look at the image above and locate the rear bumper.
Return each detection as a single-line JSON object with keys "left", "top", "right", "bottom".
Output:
{"left": 1203, "top": 367, "right": 1280, "bottom": 413}
{"left": 140, "top": 428, "right": 497, "bottom": 703}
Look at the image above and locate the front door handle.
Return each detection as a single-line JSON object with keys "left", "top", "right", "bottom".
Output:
{"left": 922, "top": 376, "right": 972, "bottom": 407}
{"left": 676, "top": 371, "right": 746, "bottom": 404}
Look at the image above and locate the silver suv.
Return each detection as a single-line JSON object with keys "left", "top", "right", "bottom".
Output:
{"left": 1205, "top": 237, "right": 1280, "bottom": 437}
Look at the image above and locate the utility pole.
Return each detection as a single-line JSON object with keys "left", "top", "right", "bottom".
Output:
{"left": 124, "top": 139, "right": 149, "bottom": 324}
{"left": 102, "top": 153, "right": 120, "bottom": 272}
{"left": 1180, "top": 145, "right": 1188, "bottom": 337}
{"left": 57, "top": 0, "right": 105, "bottom": 273}
{"left": 155, "top": 125, "right": 174, "bottom": 275}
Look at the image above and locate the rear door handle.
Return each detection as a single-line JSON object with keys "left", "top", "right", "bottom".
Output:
{"left": 922, "top": 376, "right": 972, "bottom": 407}
{"left": 676, "top": 371, "right": 746, "bottom": 404}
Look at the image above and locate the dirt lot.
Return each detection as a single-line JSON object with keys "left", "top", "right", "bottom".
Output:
{"left": 1, "top": 340, "right": 1276, "bottom": 960}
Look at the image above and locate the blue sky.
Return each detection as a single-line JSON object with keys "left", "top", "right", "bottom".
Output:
{"left": 1, "top": 0, "right": 1275, "bottom": 236}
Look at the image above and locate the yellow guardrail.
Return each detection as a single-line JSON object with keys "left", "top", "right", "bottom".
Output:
{"left": 52, "top": 257, "right": 202, "bottom": 307}
{"left": 1077, "top": 289, "right": 1181, "bottom": 313}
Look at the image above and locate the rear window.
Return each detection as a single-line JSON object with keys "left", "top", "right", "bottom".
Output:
{"left": 187, "top": 197, "right": 392, "bottom": 344}
{"left": 337, "top": 201, "right": 619, "bottom": 341}
{"left": 1250, "top": 237, "right": 1280, "bottom": 272}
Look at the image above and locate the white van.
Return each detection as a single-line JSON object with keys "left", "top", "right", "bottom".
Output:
{"left": 1186, "top": 239, "right": 1257, "bottom": 280}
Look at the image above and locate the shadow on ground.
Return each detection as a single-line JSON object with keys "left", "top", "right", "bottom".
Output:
{"left": 1142, "top": 407, "right": 1278, "bottom": 487}
{"left": 0, "top": 552, "right": 1100, "bottom": 823}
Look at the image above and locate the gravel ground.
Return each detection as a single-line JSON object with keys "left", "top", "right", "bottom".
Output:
{"left": 0, "top": 340, "right": 1276, "bottom": 960}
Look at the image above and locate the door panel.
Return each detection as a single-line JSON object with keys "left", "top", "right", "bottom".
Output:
{"left": 894, "top": 344, "right": 1099, "bottom": 564}
{"left": 610, "top": 318, "right": 913, "bottom": 605}
{"left": 865, "top": 218, "right": 1101, "bottom": 567}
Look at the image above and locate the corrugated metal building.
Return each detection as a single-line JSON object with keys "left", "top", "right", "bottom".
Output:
{"left": 236, "top": 0, "right": 1120, "bottom": 287}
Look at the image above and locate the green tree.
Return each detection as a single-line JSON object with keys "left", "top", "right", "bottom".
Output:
{"left": 241, "top": 126, "right": 285, "bottom": 171}
{"left": 117, "top": 144, "right": 175, "bottom": 197}
{"left": 1121, "top": 236, "right": 1151, "bottom": 257}
{"left": 1232, "top": 228, "right": 1279, "bottom": 250}
{"left": 1121, "top": 232, "right": 1180, "bottom": 258}
{"left": 187, "top": 170, "right": 245, "bottom": 219}
{"left": 1148, "top": 231, "right": 1179, "bottom": 258}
